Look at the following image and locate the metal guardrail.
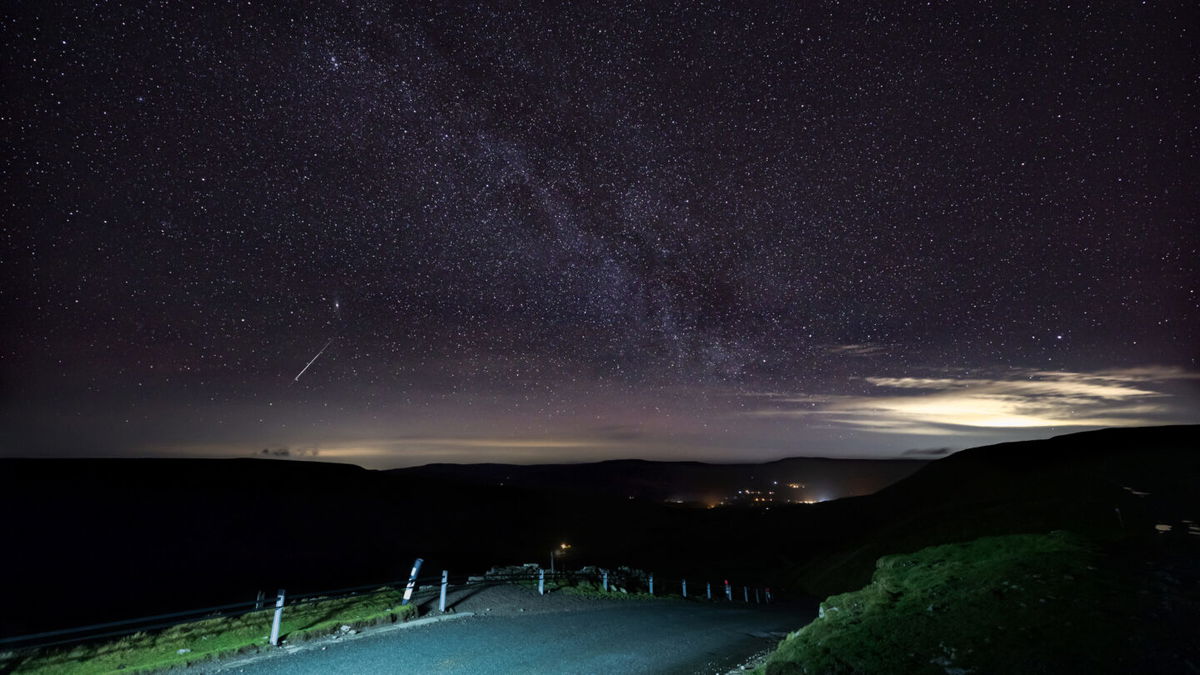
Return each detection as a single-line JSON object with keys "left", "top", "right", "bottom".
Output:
{"left": 0, "top": 567, "right": 773, "bottom": 653}
{"left": 0, "top": 576, "right": 427, "bottom": 651}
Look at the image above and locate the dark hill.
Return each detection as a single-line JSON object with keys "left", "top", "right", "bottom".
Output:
{"left": 393, "top": 456, "right": 926, "bottom": 504}
{"left": 790, "top": 425, "right": 1200, "bottom": 596}
{"left": 0, "top": 454, "right": 916, "bottom": 639}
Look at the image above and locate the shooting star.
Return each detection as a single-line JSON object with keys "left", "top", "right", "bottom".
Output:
{"left": 294, "top": 338, "right": 334, "bottom": 382}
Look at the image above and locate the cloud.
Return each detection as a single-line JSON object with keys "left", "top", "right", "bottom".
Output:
{"left": 747, "top": 366, "right": 1200, "bottom": 435}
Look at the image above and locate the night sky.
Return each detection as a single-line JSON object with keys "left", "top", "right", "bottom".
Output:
{"left": 2, "top": 2, "right": 1197, "bottom": 468}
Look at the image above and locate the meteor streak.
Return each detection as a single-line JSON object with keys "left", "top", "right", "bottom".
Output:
{"left": 294, "top": 338, "right": 334, "bottom": 381}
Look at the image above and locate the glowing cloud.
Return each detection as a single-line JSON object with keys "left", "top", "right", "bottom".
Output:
{"left": 750, "top": 366, "right": 1200, "bottom": 434}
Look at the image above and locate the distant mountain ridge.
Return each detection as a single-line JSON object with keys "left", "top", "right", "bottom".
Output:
{"left": 390, "top": 456, "right": 928, "bottom": 505}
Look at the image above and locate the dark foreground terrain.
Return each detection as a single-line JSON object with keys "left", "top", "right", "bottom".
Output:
{"left": 0, "top": 454, "right": 914, "bottom": 638}
{"left": 2, "top": 424, "right": 1197, "bottom": 655}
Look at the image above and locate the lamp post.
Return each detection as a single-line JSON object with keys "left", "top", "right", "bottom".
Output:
{"left": 551, "top": 542, "right": 571, "bottom": 574}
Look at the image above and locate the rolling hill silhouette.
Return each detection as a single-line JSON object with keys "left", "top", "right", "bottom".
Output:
{"left": 2, "top": 425, "right": 1195, "bottom": 643}
{"left": 789, "top": 424, "right": 1199, "bottom": 595}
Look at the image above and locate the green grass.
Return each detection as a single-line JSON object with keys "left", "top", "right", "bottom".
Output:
{"left": 757, "top": 532, "right": 1135, "bottom": 675}
{"left": 7, "top": 588, "right": 418, "bottom": 674}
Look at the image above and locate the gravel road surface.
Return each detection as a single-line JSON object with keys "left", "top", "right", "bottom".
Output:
{"left": 202, "top": 585, "right": 814, "bottom": 674}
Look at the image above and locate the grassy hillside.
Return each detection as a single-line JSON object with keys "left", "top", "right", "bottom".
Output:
{"left": 759, "top": 426, "right": 1200, "bottom": 673}
{"left": 7, "top": 588, "right": 418, "bottom": 674}
{"left": 791, "top": 425, "right": 1199, "bottom": 597}
{"left": 759, "top": 531, "right": 1200, "bottom": 674}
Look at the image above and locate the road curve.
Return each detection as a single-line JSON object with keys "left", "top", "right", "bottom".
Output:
{"left": 204, "top": 598, "right": 813, "bottom": 674}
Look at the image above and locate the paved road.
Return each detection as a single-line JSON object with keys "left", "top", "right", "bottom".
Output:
{"left": 206, "top": 599, "right": 813, "bottom": 674}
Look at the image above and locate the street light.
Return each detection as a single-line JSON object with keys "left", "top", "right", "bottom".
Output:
{"left": 550, "top": 542, "right": 571, "bottom": 574}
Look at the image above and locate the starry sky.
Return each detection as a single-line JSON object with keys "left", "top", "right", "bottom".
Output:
{"left": 2, "top": 1, "right": 1197, "bottom": 468}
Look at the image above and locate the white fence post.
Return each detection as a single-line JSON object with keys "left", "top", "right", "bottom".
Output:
{"left": 648, "top": 574, "right": 654, "bottom": 596}
{"left": 602, "top": 571, "right": 609, "bottom": 592}
{"left": 402, "top": 558, "right": 424, "bottom": 606}
{"left": 439, "top": 570, "right": 449, "bottom": 612}
{"left": 682, "top": 579, "right": 687, "bottom": 598}
{"left": 539, "top": 569, "right": 545, "bottom": 595}
{"left": 268, "top": 589, "right": 285, "bottom": 646}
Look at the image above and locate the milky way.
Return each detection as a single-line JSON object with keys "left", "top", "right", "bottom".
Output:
{"left": 2, "top": 2, "right": 1197, "bottom": 465}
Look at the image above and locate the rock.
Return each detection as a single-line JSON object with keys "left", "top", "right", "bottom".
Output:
{"left": 176, "top": 648, "right": 191, "bottom": 655}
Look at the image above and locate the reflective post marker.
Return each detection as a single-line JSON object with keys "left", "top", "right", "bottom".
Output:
{"left": 539, "top": 569, "right": 545, "bottom": 595}
{"left": 744, "top": 586, "right": 749, "bottom": 603}
{"left": 439, "top": 570, "right": 449, "bottom": 612}
{"left": 755, "top": 588, "right": 761, "bottom": 603}
{"left": 402, "top": 558, "right": 424, "bottom": 606}
{"left": 682, "top": 579, "right": 687, "bottom": 598}
{"left": 724, "top": 580, "right": 732, "bottom": 601}
{"left": 602, "top": 571, "right": 609, "bottom": 592}
{"left": 268, "top": 589, "right": 285, "bottom": 646}
{"left": 707, "top": 582, "right": 712, "bottom": 600}
{"left": 648, "top": 574, "right": 654, "bottom": 596}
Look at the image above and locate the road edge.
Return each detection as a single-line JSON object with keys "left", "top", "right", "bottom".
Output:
{"left": 195, "top": 611, "right": 476, "bottom": 673}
